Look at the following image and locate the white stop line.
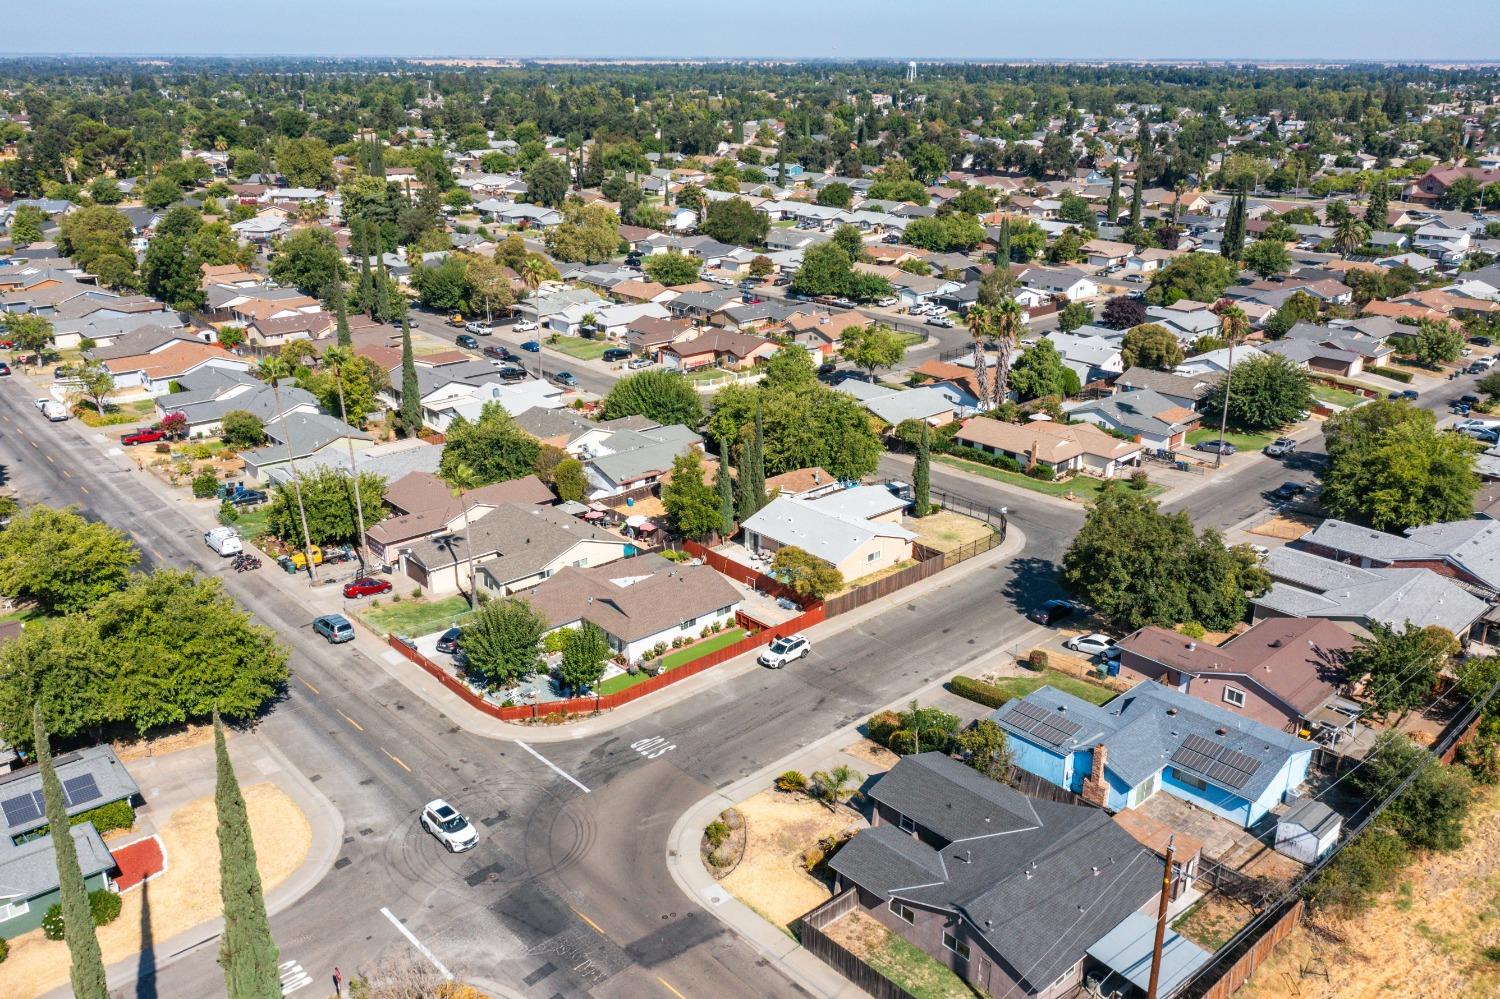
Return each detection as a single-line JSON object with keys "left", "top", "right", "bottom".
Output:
{"left": 280, "top": 959, "right": 314, "bottom": 995}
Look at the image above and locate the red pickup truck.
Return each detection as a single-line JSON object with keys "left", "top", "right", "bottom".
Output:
{"left": 121, "top": 428, "right": 166, "bottom": 446}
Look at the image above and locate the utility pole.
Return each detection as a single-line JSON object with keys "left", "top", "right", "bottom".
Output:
{"left": 1146, "top": 835, "right": 1176, "bottom": 999}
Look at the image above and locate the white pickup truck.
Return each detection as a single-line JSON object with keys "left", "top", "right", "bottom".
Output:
{"left": 204, "top": 526, "right": 244, "bottom": 557}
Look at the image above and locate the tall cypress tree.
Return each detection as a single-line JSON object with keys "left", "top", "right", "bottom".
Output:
{"left": 1106, "top": 163, "right": 1122, "bottom": 224}
{"left": 1128, "top": 171, "right": 1143, "bottom": 228}
{"left": 399, "top": 319, "right": 421, "bottom": 437}
{"left": 373, "top": 251, "right": 389, "bottom": 323}
{"left": 747, "top": 403, "right": 767, "bottom": 512}
{"left": 995, "top": 217, "right": 1011, "bottom": 266}
{"left": 735, "top": 435, "right": 759, "bottom": 524}
{"left": 1221, "top": 192, "right": 1246, "bottom": 259}
{"left": 332, "top": 282, "right": 351, "bottom": 347}
{"left": 913, "top": 423, "right": 931, "bottom": 519}
{"left": 1365, "top": 181, "right": 1389, "bottom": 230}
{"left": 214, "top": 712, "right": 281, "bottom": 999}
{"left": 355, "top": 222, "right": 374, "bottom": 316}
{"left": 715, "top": 438, "right": 735, "bottom": 538}
{"left": 34, "top": 704, "right": 108, "bottom": 999}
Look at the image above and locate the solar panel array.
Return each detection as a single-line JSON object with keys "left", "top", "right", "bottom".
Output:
{"left": 1, "top": 773, "right": 106, "bottom": 830}
{"left": 1170, "top": 733, "right": 1264, "bottom": 791}
{"left": 1003, "top": 700, "right": 1083, "bottom": 749}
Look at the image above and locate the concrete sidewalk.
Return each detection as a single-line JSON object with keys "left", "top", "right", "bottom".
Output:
{"left": 42, "top": 731, "right": 344, "bottom": 999}
{"left": 664, "top": 629, "right": 1045, "bottom": 999}
{"left": 357, "top": 521, "right": 1029, "bottom": 745}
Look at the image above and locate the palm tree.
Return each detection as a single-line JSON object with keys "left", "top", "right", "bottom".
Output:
{"left": 991, "top": 297, "right": 1025, "bottom": 407}
{"left": 257, "top": 354, "right": 318, "bottom": 580}
{"left": 1211, "top": 304, "right": 1250, "bottom": 468}
{"left": 442, "top": 461, "right": 484, "bottom": 611}
{"left": 321, "top": 345, "right": 371, "bottom": 572}
{"left": 1333, "top": 215, "right": 1371, "bottom": 258}
{"left": 963, "top": 305, "right": 995, "bottom": 409}
{"left": 519, "top": 255, "right": 548, "bottom": 291}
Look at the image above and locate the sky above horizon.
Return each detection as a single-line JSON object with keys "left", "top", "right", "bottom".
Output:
{"left": 6, "top": 1, "right": 1500, "bottom": 62}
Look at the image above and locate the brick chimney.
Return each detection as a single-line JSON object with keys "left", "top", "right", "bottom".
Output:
{"left": 1081, "top": 745, "right": 1110, "bottom": 808}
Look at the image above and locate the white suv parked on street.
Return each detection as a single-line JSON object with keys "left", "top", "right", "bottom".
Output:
{"left": 758, "top": 634, "right": 810, "bottom": 668}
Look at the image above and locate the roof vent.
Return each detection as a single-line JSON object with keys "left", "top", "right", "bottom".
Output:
{"left": 1269, "top": 638, "right": 1282, "bottom": 648}
{"left": 1166, "top": 707, "right": 1178, "bottom": 716}
{"left": 1056, "top": 704, "right": 1067, "bottom": 714}
{"left": 1216, "top": 727, "right": 1227, "bottom": 736}
{"left": 1091, "top": 866, "right": 1101, "bottom": 877}
{"left": 1187, "top": 642, "right": 1196, "bottom": 651}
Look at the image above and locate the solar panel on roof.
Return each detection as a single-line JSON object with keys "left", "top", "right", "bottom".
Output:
{"left": 1002, "top": 701, "right": 1082, "bottom": 748}
{"left": 1, "top": 791, "right": 42, "bottom": 829}
{"left": 62, "top": 774, "right": 102, "bottom": 809}
{"left": 1170, "top": 734, "right": 1265, "bottom": 792}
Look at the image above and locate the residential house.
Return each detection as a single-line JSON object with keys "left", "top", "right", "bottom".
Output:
{"left": 400, "top": 503, "right": 630, "bottom": 597}
{"left": 1113, "top": 618, "right": 1358, "bottom": 735}
{"left": 239, "top": 413, "right": 375, "bottom": 482}
{"left": 365, "top": 474, "right": 555, "bottom": 566}
{"left": 1018, "top": 266, "right": 1099, "bottom": 302}
{"left": 660, "top": 329, "right": 778, "bottom": 371}
{"left": 420, "top": 377, "right": 565, "bottom": 433}
{"left": 953, "top": 416, "right": 1143, "bottom": 479}
{"left": 1297, "top": 517, "right": 1500, "bottom": 598}
{"left": 1044, "top": 331, "right": 1125, "bottom": 385}
{"left": 1174, "top": 344, "right": 1268, "bottom": 377}
{"left": 157, "top": 369, "right": 320, "bottom": 437}
{"left": 582, "top": 423, "right": 705, "bottom": 501}
{"left": 1081, "top": 238, "right": 1135, "bottom": 269}
{"left": 1262, "top": 323, "right": 1392, "bottom": 377}
{"left": 519, "top": 555, "right": 742, "bottom": 662}
{"left": 1111, "top": 367, "right": 1219, "bottom": 411}
{"left": 764, "top": 467, "right": 843, "bottom": 501}
{"left": 1068, "top": 389, "right": 1200, "bottom": 451}
{"left": 1254, "top": 546, "right": 1488, "bottom": 640}
{"left": 994, "top": 681, "right": 1315, "bottom": 828}
{"left": 840, "top": 383, "right": 963, "bottom": 428}
{"left": 741, "top": 486, "right": 916, "bottom": 579}
{"left": 99, "top": 339, "right": 250, "bottom": 399}
{"left": 911, "top": 360, "right": 984, "bottom": 411}
{"left": 826, "top": 752, "right": 1177, "bottom": 999}
{"left": 547, "top": 301, "right": 671, "bottom": 338}
{"left": 621, "top": 316, "right": 697, "bottom": 358}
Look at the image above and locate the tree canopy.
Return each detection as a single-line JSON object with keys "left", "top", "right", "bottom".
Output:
{"left": 601, "top": 369, "right": 704, "bottom": 426}
{"left": 438, "top": 402, "right": 542, "bottom": 487}
{"left": 266, "top": 468, "right": 387, "bottom": 547}
{"left": 708, "top": 381, "right": 882, "bottom": 482}
{"left": 1119, "top": 323, "right": 1184, "bottom": 371}
{"left": 1204, "top": 353, "right": 1312, "bottom": 432}
{"left": 0, "top": 505, "right": 138, "bottom": 615}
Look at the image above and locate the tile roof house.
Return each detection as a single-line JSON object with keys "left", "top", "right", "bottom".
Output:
{"left": 741, "top": 486, "right": 915, "bottom": 579}
{"left": 518, "top": 555, "right": 742, "bottom": 663}
{"left": 954, "top": 416, "right": 1143, "bottom": 479}
{"left": 994, "top": 680, "right": 1315, "bottom": 828}
{"left": 826, "top": 752, "right": 1170, "bottom": 999}
{"left": 764, "top": 466, "right": 843, "bottom": 501}
{"left": 1067, "top": 389, "right": 1200, "bottom": 451}
{"left": 660, "top": 329, "right": 778, "bottom": 371}
{"left": 1114, "top": 618, "right": 1358, "bottom": 734}
{"left": 100, "top": 340, "right": 251, "bottom": 398}
{"left": 1255, "top": 546, "right": 1488, "bottom": 639}
{"left": 401, "top": 503, "right": 631, "bottom": 597}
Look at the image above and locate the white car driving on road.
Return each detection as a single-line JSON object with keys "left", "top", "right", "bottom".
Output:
{"left": 420, "top": 798, "right": 479, "bottom": 852}
{"left": 758, "top": 634, "right": 810, "bottom": 668}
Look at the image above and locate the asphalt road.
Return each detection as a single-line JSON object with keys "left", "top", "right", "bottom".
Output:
{"left": 407, "top": 305, "right": 621, "bottom": 397}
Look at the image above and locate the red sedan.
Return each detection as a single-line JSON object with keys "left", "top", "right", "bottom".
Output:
{"left": 343, "top": 577, "right": 393, "bottom": 599}
{"left": 121, "top": 428, "right": 166, "bottom": 446}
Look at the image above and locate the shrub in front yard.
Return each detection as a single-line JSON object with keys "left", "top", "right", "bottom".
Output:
{"left": 89, "top": 888, "right": 122, "bottom": 926}
{"left": 947, "top": 444, "right": 1023, "bottom": 473}
{"left": 704, "top": 819, "right": 730, "bottom": 849}
{"left": 191, "top": 470, "right": 219, "bottom": 498}
{"left": 865, "top": 710, "right": 903, "bottom": 748}
{"left": 948, "top": 676, "right": 1009, "bottom": 709}
{"left": 1027, "top": 649, "right": 1049, "bottom": 670}
{"left": 42, "top": 904, "right": 64, "bottom": 940}
{"left": 1025, "top": 465, "right": 1056, "bottom": 481}
{"left": 774, "top": 770, "right": 808, "bottom": 794}
{"left": 73, "top": 800, "right": 134, "bottom": 836}
{"left": 1129, "top": 470, "right": 1150, "bottom": 490}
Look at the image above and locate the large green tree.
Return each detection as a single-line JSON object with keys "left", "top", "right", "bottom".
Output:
{"left": 558, "top": 622, "right": 610, "bottom": 692}
{"left": 1242, "top": 238, "right": 1293, "bottom": 280}
{"left": 641, "top": 252, "right": 702, "bottom": 287}
{"left": 277, "top": 136, "right": 334, "bottom": 188}
{"left": 266, "top": 468, "right": 387, "bottom": 546}
{"left": 0, "top": 505, "right": 138, "bottom": 615}
{"left": 709, "top": 382, "right": 881, "bottom": 482}
{"left": 268, "top": 227, "right": 345, "bottom": 295}
{"left": 438, "top": 402, "right": 541, "bottom": 486}
{"left": 1146, "top": 252, "right": 1238, "bottom": 306}
{"left": 662, "top": 450, "right": 722, "bottom": 540}
{"left": 601, "top": 369, "right": 703, "bottom": 426}
{"left": 34, "top": 704, "right": 108, "bottom": 999}
{"left": 1345, "top": 623, "right": 1456, "bottom": 720}
{"left": 214, "top": 712, "right": 281, "bottom": 999}
{"left": 1120, "top": 323, "right": 1184, "bottom": 371}
{"left": 399, "top": 319, "right": 421, "bottom": 437}
{"left": 1321, "top": 401, "right": 1479, "bottom": 531}
{"left": 1202, "top": 353, "right": 1312, "bottom": 432}
{"left": 524, "top": 156, "right": 570, "bottom": 208}
{"left": 544, "top": 203, "right": 620, "bottom": 264}
{"left": 461, "top": 598, "right": 545, "bottom": 690}
{"left": 700, "top": 197, "right": 769, "bottom": 246}
{"left": 1009, "top": 340, "right": 1081, "bottom": 400}
{"left": 839, "top": 323, "right": 907, "bottom": 380}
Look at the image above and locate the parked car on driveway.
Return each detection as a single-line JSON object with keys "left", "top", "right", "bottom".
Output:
{"left": 122, "top": 427, "right": 166, "bottom": 446}
{"left": 1192, "top": 440, "right": 1237, "bottom": 456}
{"left": 420, "top": 799, "right": 479, "bottom": 853}
{"left": 602, "top": 347, "right": 631, "bottom": 363}
{"left": 1064, "top": 633, "right": 1118, "bottom": 658}
{"left": 1264, "top": 437, "right": 1297, "bottom": 458}
{"left": 343, "top": 577, "right": 393, "bottom": 599}
{"left": 312, "top": 614, "right": 355, "bottom": 644}
{"left": 513, "top": 320, "right": 538, "bottom": 333}
{"left": 627, "top": 356, "right": 653, "bottom": 369}
{"left": 436, "top": 627, "right": 463, "bottom": 655}
{"left": 758, "top": 634, "right": 810, "bottom": 668}
{"left": 1028, "top": 599, "right": 1076, "bottom": 626}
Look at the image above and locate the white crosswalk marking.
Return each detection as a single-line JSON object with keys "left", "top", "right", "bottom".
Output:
{"left": 279, "top": 959, "right": 314, "bottom": 995}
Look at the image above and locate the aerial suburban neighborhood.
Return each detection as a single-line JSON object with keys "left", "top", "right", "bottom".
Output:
{"left": 2, "top": 10, "right": 1500, "bottom": 999}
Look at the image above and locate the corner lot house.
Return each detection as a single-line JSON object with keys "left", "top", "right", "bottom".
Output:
{"left": 520, "top": 555, "right": 742, "bottom": 662}
{"left": 994, "top": 681, "right": 1315, "bottom": 828}
{"left": 954, "top": 416, "right": 1142, "bottom": 479}
{"left": 826, "top": 752, "right": 1196, "bottom": 999}
{"left": 741, "top": 485, "right": 915, "bottom": 579}
{"left": 1068, "top": 389, "right": 1200, "bottom": 451}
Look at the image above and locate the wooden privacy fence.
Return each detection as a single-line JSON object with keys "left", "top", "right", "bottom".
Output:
{"left": 797, "top": 890, "right": 917, "bottom": 999}
{"left": 679, "top": 539, "right": 817, "bottom": 609}
{"left": 1186, "top": 899, "right": 1305, "bottom": 999}
{"left": 387, "top": 601, "right": 826, "bottom": 722}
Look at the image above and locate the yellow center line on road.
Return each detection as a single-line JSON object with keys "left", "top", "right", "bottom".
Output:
{"left": 657, "top": 977, "right": 688, "bottom": 999}
{"left": 336, "top": 709, "right": 363, "bottom": 731}
{"left": 79, "top": 486, "right": 89, "bottom": 495}
{"left": 298, "top": 676, "right": 320, "bottom": 695}
{"left": 62, "top": 469, "right": 70, "bottom": 478}
{"left": 380, "top": 747, "right": 412, "bottom": 772}
{"left": 571, "top": 907, "right": 607, "bottom": 936}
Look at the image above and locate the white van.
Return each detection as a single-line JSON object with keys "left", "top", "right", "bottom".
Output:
{"left": 41, "top": 400, "right": 69, "bottom": 422}
{"left": 204, "top": 526, "right": 243, "bottom": 557}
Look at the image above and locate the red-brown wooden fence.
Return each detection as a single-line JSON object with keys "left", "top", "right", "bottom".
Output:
{"left": 677, "top": 538, "right": 817, "bottom": 609}
{"left": 387, "top": 600, "right": 826, "bottom": 722}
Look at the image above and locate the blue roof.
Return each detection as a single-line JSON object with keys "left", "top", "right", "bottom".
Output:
{"left": 1086, "top": 910, "right": 1214, "bottom": 995}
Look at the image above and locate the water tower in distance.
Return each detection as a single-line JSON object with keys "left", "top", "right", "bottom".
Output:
{"left": 906, "top": 61, "right": 917, "bottom": 83}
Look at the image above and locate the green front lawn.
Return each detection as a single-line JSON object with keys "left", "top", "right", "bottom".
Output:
{"left": 226, "top": 504, "right": 273, "bottom": 540}
{"left": 546, "top": 336, "right": 611, "bottom": 361}
{"left": 361, "top": 595, "right": 474, "bottom": 638}
{"left": 1185, "top": 427, "right": 1277, "bottom": 451}
{"left": 596, "top": 627, "right": 750, "bottom": 695}
{"left": 935, "top": 454, "right": 1153, "bottom": 500}
{"left": 987, "top": 668, "right": 1117, "bottom": 706}
{"left": 864, "top": 932, "right": 979, "bottom": 999}
{"left": 1311, "top": 384, "right": 1369, "bottom": 408}
{"left": 892, "top": 331, "right": 927, "bottom": 348}
{"left": 684, "top": 366, "right": 737, "bottom": 384}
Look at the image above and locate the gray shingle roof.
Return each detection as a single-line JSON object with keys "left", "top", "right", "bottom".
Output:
{"left": 0, "top": 824, "right": 114, "bottom": 901}
{"left": 405, "top": 503, "right": 623, "bottom": 583}
{"left": 0, "top": 744, "right": 139, "bottom": 839}
{"left": 1261, "top": 547, "right": 1487, "bottom": 634}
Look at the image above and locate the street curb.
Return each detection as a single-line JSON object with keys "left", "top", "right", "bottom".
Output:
{"left": 664, "top": 623, "right": 1047, "bottom": 999}
{"left": 365, "top": 521, "right": 1030, "bottom": 745}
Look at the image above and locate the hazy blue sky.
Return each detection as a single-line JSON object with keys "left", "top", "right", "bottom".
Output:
{"left": 6, "top": 1, "right": 1500, "bottom": 61}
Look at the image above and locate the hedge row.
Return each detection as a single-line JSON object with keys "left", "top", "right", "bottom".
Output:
{"left": 72, "top": 800, "right": 135, "bottom": 836}
{"left": 948, "top": 676, "right": 1010, "bottom": 709}
{"left": 1377, "top": 366, "right": 1414, "bottom": 384}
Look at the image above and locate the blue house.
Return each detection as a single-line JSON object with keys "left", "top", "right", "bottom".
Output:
{"left": 992, "top": 682, "right": 1314, "bottom": 828}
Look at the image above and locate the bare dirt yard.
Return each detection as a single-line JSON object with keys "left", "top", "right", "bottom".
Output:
{"left": 907, "top": 509, "right": 996, "bottom": 554}
{"left": 1249, "top": 513, "right": 1320, "bottom": 541}
{"left": 1237, "top": 788, "right": 1500, "bottom": 999}
{"left": 841, "top": 737, "right": 900, "bottom": 773}
{"left": 719, "top": 789, "right": 864, "bottom": 931}
{"left": 0, "top": 783, "right": 312, "bottom": 999}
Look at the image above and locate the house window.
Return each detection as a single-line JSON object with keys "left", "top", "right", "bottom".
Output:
{"left": 942, "top": 932, "right": 971, "bottom": 961}
{"left": 889, "top": 899, "right": 915, "bottom": 924}
{"left": 867, "top": 550, "right": 879, "bottom": 562}
{"left": 1173, "top": 768, "right": 1210, "bottom": 793}
{"left": 1223, "top": 687, "right": 1247, "bottom": 708}
{"left": 0, "top": 898, "right": 29, "bottom": 921}
{"left": 681, "top": 616, "right": 697, "bottom": 630}
{"left": 898, "top": 812, "right": 917, "bottom": 834}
